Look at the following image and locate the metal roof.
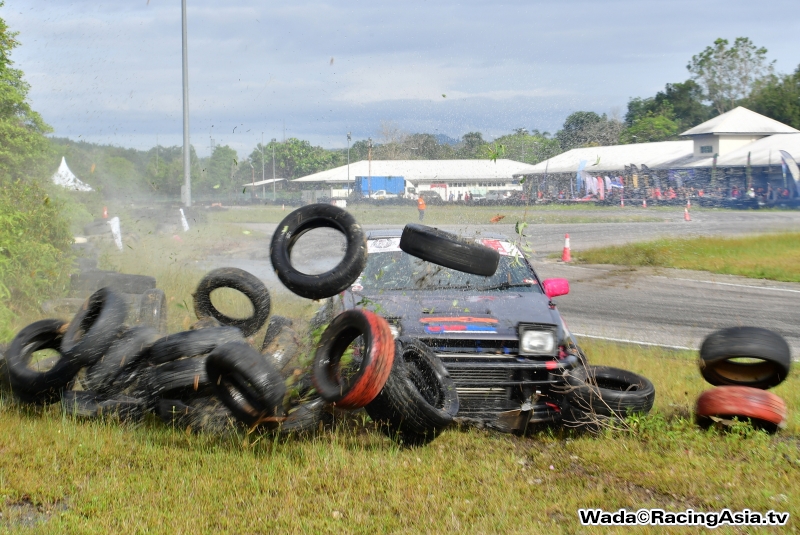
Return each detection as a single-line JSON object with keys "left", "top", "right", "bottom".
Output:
{"left": 685, "top": 133, "right": 800, "bottom": 168}
{"left": 680, "top": 106, "right": 799, "bottom": 137}
{"left": 293, "top": 159, "right": 538, "bottom": 183}
{"left": 242, "top": 178, "right": 287, "bottom": 187}
{"left": 526, "top": 141, "right": 693, "bottom": 174}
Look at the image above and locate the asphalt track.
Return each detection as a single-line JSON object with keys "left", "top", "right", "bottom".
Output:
{"left": 221, "top": 208, "right": 800, "bottom": 358}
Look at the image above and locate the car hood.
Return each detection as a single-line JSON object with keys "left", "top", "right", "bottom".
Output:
{"left": 343, "top": 289, "right": 561, "bottom": 339}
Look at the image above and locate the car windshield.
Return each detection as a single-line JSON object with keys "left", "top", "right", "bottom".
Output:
{"left": 359, "top": 247, "right": 541, "bottom": 293}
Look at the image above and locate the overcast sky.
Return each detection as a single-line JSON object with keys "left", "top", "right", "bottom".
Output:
{"left": 5, "top": 0, "right": 800, "bottom": 157}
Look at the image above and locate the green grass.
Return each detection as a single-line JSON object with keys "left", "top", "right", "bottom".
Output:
{"left": 209, "top": 204, "right": 665, "bottom": 226}
{"left": 1, "top": 339, "right": 798, "bottom": 533}
{"left": 574, "top": 232, "right": 800, "bottom": 282}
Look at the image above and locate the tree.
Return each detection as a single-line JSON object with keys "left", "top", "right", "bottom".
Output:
{"left": 620, "top": 115, "right": 680, "bottom": 144}
{"left": 625, "top": 80, "right": 711, "bottom": 131}
{"left": 457, "top": 132, "right": 487, "bottom": 158}
{"left": 745, "top": 65, "right": 800, "bottom": 130}
{"left": 249, "top": 138, "right": 343, "bottom": 180}
{"left": 0, "top": 5, "right": 52, "bottom": 179}
{"left": 556, "top": 111, "right": 623, "bottom": 150}
{"left": 492, "top": 131, "right": 561, "bottom": 164}
{"left": 687, "top": 37, "right": 775, "bottom": 115}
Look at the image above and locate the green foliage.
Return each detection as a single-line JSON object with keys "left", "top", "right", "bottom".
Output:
{"left": 0, "top": 179, "right": 73, "bottom": 339}
{"left": 746, "top": 65, "right": 800, "bottom": 130}
{"left": 556, "top": 111, "right": 623, "bottom": 150}
{"left": 0, "top": 5, "right": 52, "bottom": 179}
{"left": 625, "top": 80, "right": 712, "bottom": 132}
{"left": 249, "top": 138, "right": 344, "bottom": 180}
{"left": 687, "top": 37, "right": 775, "bottom": 115}
{"left": 490, "top": 131, "right": 561, "bottom": 164}
{"left": 619, "top": 114, "right": 680, "bottom": 144}
{"left": 457, "top": 131, "right": 487, "bottom": 158}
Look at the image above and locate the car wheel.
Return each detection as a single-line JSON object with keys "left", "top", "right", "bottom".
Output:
{"left": 564, "top": 365, "right": 655, "bottom": 422}
{"left": 146, "top": 326, "right": 245, "bottom": 365}
{"left": 699, "top": 327, "right": 791, "bottom": 389}
{"left": 193, "top": 268, "right": 271, "bottom": 337}
{"left": 61, "top": 287, "right": 128, "bottom": 368}
{"left": 695, "top": 386, "right": 787, "bottom": 432}
{"left": 399, "top": 224, "right": 500, "bottom": 277}
{"left": 205, "top": 341, "right": 286, "bottom": 428}
{"left": 366, "top": 337, "right": 459, "bottom": 445}
{"left": 270, "top": 203, "right": 367, "bottom": 300}
{"left": 311, "top": 309, "right": 395, "bottom": 410}
{"left": 6, "top": 319, "right": 81, "bottom": 404}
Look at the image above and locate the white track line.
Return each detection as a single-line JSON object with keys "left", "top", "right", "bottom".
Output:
{"left": 654, "top": 277, "right": 800, "bottom": 294}
{"left": 573, "top": 333, "right": 696, "bottom": 351}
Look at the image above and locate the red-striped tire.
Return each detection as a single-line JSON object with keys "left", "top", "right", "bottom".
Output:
{"left": 312, "top": 309, "right": 395, "bottom": 410}
{"left": 695, "top": 386, "right": 788, "bottom": 432}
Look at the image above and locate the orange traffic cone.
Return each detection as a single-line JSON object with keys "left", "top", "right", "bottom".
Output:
{"left": 684, "top": 207, "right": 691, "bottom": 221}
{"left": 102, "top": 206, "right": 108, "bottom": 219}
{"left": 642, "top": 198, "right": 647, "bottom": 208}
{"left": 561, "top": 234, "right": 571, "bottom": 262}
{"left": 620, "top": 197, "right": 624, "bottom": 207}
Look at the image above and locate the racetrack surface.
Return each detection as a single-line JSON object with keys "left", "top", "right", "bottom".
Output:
{"left": 218, "top": 208, "right": 800, "bottom": 358}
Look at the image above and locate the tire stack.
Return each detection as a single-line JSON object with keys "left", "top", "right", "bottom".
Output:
{"left": 270, "top": 204, "right": 460, "bottom": 444}
{"left": 696, "top": 327, "right": 791, "bottom": 433}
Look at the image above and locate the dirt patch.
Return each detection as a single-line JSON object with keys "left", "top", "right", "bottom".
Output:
{"left": 2, "top": 497, "right": 68, "bottom": 529}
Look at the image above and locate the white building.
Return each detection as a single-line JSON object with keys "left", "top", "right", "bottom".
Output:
{"left": 293, "top": 159, "right": 537, "bottom": 200}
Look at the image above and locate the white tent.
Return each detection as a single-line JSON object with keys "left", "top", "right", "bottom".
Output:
{"left": 51, "top": 157, "right": 92, "bottom": 191}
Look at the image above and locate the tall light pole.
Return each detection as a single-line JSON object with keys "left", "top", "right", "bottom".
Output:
{"left": 367, "top": 137, "right": 373, "bottom": 197}
{"left": 272, "top": 139, "right": 277, "bottom": 201}
{"left": 347, "top": 132, "right": 351, "bottom": 195}
{"left": 181, "top": 0, "right": 191, "bottom": 207}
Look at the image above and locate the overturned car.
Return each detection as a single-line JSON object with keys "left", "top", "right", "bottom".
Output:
{"left": 314, "top": 229, "right": 587, "bottom": 432}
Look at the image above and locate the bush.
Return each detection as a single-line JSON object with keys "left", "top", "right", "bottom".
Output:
{"left": 0, "top": 178, "right": 74, "bottom": 340}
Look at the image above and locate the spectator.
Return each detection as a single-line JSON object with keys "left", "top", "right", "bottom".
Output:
{"left": 457, "top": 192, "right": 462, "bottom": 202}
{"left": 449, "top": 192, "right": 454, "bottom": 202}
{"left": 417, "top": 195, "right": 427, "bottom": 221}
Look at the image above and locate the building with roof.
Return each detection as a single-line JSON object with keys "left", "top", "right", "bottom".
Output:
{"left": 525, "top": 107, "right": 799, "bottom": 202}
{"left": 293, "top": 159, "right": 537, "bottom": 200}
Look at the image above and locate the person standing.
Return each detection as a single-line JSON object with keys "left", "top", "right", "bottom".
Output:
{"left": 417, "top": 195, "right": 427, "bottom": 221}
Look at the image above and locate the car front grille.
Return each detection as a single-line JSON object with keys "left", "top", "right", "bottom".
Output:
{"left": 455, "top": 388, "right": 510, "bottom": 415}
{"left": 418, "top": 338, "right": 519, "bottom": 355}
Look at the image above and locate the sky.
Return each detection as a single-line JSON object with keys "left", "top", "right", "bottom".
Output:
{"left": 5, "top": 0, "right": 800, "bottom": 158}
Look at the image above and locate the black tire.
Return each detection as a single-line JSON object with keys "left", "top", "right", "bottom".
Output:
{"left": 84, "top": 326, "right": 159, "bottom": 396}
{"left": 156, "top": 397, "right": 235, "bottom": 434}
{"left": 193, "top": 268, "right": 271, "bottom": 337}
{"left": 145, "top": 355, "right": 211, "bottom": 400}
{"left": 399, "top": 224, "right": 500, "bottom": 277}
{"left": 366, "top": 337, "right": 459, "bottom": 445}
{"left": 261, "top": 315, "right": 294, "bottom": 354}
{"left": 62, "top": 390, "right": 145, "bottom": 421}
{"left": 146, "top": 326, "right": 245, "bottom": 365}
{"left": 270, "top": 203, "right": 367, "bottom": 300}
{"left": 205, "top": 342, "right": 286, "bottom": 428}
{"left": 70, "top": 271, "right": 156, "bottom": 296}
{"left": 138, "top": 289, "right": 168, "bottom": 334}
{"left": 699, "top": 327, "right": 791, "bottom": 389}
{"left": 279, "top": 397, "right": 328, "bottom": 436}
{"left": 6, "top": 319, "right": 80, "bottom": 404}
{"left": 61, "top": 287, "right": 128, "bottom": 368}
{"left": 564, "top": 365, "right": 655, "bottom": 420}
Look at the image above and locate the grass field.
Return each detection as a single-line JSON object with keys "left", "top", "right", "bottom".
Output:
{"left": 573, "top": 232, "right": 800, "bottom": 282}
{"left": 207, "top": 204, "right": 665, "bottom": 226}
{"left": 0, "top": 339, "right": 797, "bottom": 533}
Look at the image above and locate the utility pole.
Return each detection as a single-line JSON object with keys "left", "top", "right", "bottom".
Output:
{"left": 272, "top": 139, "right": 277, "bottom": 201}
{"left": 347, "top": 132, "right": 351, "bottom": 195}
{"left": 181, "top": 0, "right": 191, "bottom": 207}
{"left": 261, "top": 132, "right": 265, "bottom": 182}
{"left": 367, "top": 138, "right": 373, "bottom": 198}
{"left": 156, "top": 134, "right": 159, "bottom": 174}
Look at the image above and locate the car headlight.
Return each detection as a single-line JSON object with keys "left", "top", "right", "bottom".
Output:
{"left": 518, "top": 325, "right": 557, "bottom": 356}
